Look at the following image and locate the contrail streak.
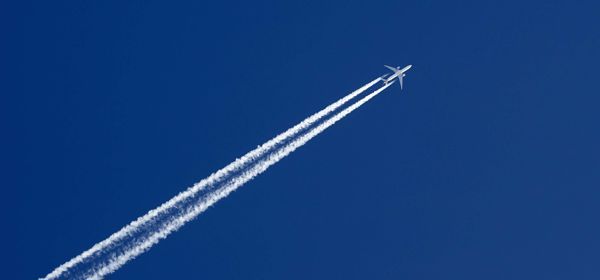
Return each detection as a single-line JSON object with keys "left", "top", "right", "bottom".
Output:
{"left": 42, "top": 78, "right": 381, "bottom": 280}
{"left": 80, "top": 81, "right": 394, "bottom": 280}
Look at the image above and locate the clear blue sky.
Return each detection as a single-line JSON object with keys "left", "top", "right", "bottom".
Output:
{"left": 3, "top": 1, "right": 599, "bottom": 279}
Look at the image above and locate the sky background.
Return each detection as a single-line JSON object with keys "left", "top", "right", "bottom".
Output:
{"left": 3, "top": 0, "right": 600, "bottom": 279}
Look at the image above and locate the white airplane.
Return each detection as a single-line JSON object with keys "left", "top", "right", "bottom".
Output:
{"left": 381, "top": 64, "right": 412, "bottom": 90}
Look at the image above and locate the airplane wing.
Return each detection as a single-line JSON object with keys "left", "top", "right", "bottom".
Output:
{"left": 384, "top": 65, "right": 397, "bottom": 72}
{"left": 401, "top": 73, "right": 407, "bottom": 90}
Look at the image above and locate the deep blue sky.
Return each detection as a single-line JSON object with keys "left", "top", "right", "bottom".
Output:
{"left": 3, "top": 1, "right": 600, "bottom": 279}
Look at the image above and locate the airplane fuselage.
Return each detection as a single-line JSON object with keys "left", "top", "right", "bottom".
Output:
{"left": 383, "top": 65, "right": 412, "bottom": 83}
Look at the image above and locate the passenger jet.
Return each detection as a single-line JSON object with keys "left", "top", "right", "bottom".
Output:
{"left": 381, "top": 64, "right": 412, "bottom": 90}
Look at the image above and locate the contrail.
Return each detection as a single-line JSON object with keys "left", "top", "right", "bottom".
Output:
{"left": 42, "top": 78, "right": 381, "bottom": 280}
{"left": 78, "top": 81, "right": 394, "bottom": 280}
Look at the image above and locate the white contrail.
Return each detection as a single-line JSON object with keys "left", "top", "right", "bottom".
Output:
{"left": 42, "top": 78, "right": 381, "bottom": 280}
{"left": 79, "top": 81, "right": 394, "bottom": 280}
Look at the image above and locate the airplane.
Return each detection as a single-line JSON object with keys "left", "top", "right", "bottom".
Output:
{"left": 381, "top": 64, "right": 412, "bottom": 90}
